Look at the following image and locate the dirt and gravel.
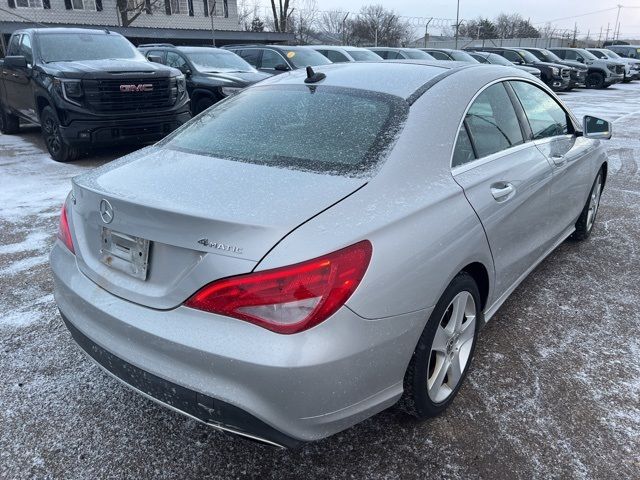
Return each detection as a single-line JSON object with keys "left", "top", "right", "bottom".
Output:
{"left": 1, "top": 84, "right": 639, "bottom": 480}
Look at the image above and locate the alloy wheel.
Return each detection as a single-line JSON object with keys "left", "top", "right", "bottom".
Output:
{"left": 586, "top": 175, "right": 602, "bottom": 232}
{"left": 427, "top": 291, "right": 477, "bottom": 403}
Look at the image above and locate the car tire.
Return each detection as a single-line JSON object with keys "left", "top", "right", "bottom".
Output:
{"left": 40, "top": 106, "right": 79, "bottom": 162}
{"left": 586, "top": 72, "right": 605, "bottom": 89}
{"left": 399, "top": 272, "right": 482, "bottom": 419}
{"left": 194, "top": 96, "right": 216, "bottom": 115}
{"left": 570, "top": 170, "right": 604, "bottom": 241}
{"left": 0, "top": 102, "right": 20, "bottom": 134}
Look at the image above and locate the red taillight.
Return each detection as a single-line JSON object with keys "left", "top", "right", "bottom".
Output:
{"left": 57, "top": 204, "right": 75, "bottom": 254}
{"left": 185, "top": 240, "right": 372, "bottom": 334}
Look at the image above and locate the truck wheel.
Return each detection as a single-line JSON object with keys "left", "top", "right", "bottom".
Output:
{"left": 0, "top": 103, "right": 20, "bottom": 134}
{"left": 586, "top": 72, "right": 605, "bottom": 89}
{"left": 40, "top": 106, "right": 79, "bottom": 162}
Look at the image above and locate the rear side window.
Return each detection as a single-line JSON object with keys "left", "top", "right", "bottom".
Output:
{"left": 162, "top": 86, "right": 408, "bottom": 176}
{"left": 464, "top": 83, "right": 524, "bottom": 158}
{"left": 452, "top": 124, "right": 476, "bottom": 167}
{"left": 510, "top": 81, "right": 569, "bottom": 139}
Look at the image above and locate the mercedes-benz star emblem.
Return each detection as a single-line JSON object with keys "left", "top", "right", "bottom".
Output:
{"left": 99, "top": 199, "right": 114, "bottom": 224}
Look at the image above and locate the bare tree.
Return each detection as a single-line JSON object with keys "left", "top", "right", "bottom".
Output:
{"left": 291, "top": 0, "right": 320, "bottom": 44}
{"left": 116, "top": 0, "right": 162, "bottom": 28}
{"left": 318, "top": 10, "right": 354, "bottom": 44}
{"left": 351, "top": 5, "right": 412, "bottom": 47}
{"left": 270, "top": 0, "right": 293, "bottom": 33}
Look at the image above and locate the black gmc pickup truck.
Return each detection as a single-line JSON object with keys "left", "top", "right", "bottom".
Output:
{"left": 0, "top": 28, "right": 191, "bottom": 162}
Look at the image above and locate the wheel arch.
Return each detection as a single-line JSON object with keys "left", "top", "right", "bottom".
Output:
{"left": 600, "top": 161, "right": 608, "bottom": 188}
{"left": 460, "top": 262, "right": 490, "bottom": 311}
{"left": 36, "top": 95, "right": 52, "bottom": 119}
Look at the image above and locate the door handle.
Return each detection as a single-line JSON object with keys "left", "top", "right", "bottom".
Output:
{"left": 490, "top": 182, "right": 515, "bottom": 201}
{"left": 550, "top": 154, "right": 566, "bottom": 166}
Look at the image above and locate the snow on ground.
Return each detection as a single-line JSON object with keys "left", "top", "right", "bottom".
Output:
{"left": 1, "top": 85, "right": 639, "bottom": 479}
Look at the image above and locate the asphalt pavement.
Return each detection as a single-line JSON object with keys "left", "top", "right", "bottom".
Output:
{"left": 1, "top": 83, "right": 639, "bottom": 479}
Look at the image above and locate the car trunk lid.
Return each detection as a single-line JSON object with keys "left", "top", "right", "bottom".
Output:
{"left": 70, "top": 147, "right": 366, "bottom": 310}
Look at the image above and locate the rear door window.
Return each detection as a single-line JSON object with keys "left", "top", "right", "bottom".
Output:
{"left": 510, "top": 81, "right": 569, "bottom": 139}
{"left": 464, "top": 83, "right": 524, "bottom": 158}
{"left": 236, "top": 49, "right": 260, "bottom": 67}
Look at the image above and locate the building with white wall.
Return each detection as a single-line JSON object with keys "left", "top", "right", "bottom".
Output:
{"left": 0, "top": 0, "right": 293, "bottom": 51}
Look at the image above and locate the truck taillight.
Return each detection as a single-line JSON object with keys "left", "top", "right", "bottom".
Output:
{"left": 185, "top": 241, "right": 372, "bottom": 334}
{"left": 57, "top": 204, "right": 75, "bottom": 254}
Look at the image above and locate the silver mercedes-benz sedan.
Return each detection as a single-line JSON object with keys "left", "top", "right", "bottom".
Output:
{"left": 51, "top": 61, "right": 611, "bottom": 448}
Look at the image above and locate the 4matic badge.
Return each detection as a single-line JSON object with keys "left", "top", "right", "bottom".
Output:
{"left": 197, "top": 238, "right": 243, "bottom": 254}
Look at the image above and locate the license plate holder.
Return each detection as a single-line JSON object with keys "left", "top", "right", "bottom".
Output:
{"left": 100, "top": 228, "right": 150, "bottom": 280}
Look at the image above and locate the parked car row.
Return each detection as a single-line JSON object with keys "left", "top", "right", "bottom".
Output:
{"left": 1, "top": 28, "right": 635, "bottom": 164}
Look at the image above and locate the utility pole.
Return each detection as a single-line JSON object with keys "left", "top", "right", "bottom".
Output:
{"left": 614, "top": 4, "right": 622, "bottom": 41}
{"left": 604, "top": 22, "right": 610, "bottom": 44}
{"left": 572, "top": 22, "right": 577, "bottom": 47}
{"left": 454, "top": 0, "right": 461, "bottom": 49}
{"left": 209, "top": 0, "right": 216, "bottom": 46}
{"left": 597, "top": 26, "right": 602, "bottom": 47}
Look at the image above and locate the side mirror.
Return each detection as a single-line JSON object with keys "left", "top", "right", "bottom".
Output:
{"left": 178, "top": 65, "right": 192, "bottom": 76}
{"left": 147, "top": 55, "right": 163, "bottom": 64}
{"left": 274, "top": 64, "right": 291, "bottom": 71}
{"left": 4, "top": 55, "right": 27, "bottom": 68}
{"left": 577, "top": 57, "right": 585, "bottom": 63}
{"left": 583, "top": 115, "right": 612, "bottom": 140}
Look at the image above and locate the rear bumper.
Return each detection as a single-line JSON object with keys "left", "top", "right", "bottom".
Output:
{"left": 58, "top": 109, "right": 191, "bottom": 147}
{"left": 50, "top": 243, "right": 428, "bottom": 444}
{"left": 61, "top": 314, "right": 301, "bottom": 448}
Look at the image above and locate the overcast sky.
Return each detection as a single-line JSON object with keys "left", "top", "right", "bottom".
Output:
{"left": 256, "top": 1, "right": 640, "bottom": 39}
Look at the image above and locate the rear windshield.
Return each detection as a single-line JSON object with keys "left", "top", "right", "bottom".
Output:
{"left": 39, "top": 33, "right": 143, "bottom": 62}
{"left": 285, "top": 48, "right": 333, "bottom": 68}
{"left": 161, "top": 85, "right": 408, "bottom": 176}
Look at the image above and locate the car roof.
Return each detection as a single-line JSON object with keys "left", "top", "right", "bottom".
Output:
{"left": 18, "top": 27, "right": 118, "bottom": 36}
{"left": 177, "top": 46, "right": 234, "bottom": 53}
{"left": 254, "top": 60, "right": 486, "bottom": 101}
{"left": 424, "top": 48, "right": 454, "bottom": 53}
{"left": 313, "top": 45, "right": 370, "bottom": 51}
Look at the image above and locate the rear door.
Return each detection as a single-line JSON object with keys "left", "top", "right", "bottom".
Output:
{"left": 509, "top": 80, "right": 594, "bottom": 240}
{"left": 452, "top": 81, "right": 556, "bottom": 297}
